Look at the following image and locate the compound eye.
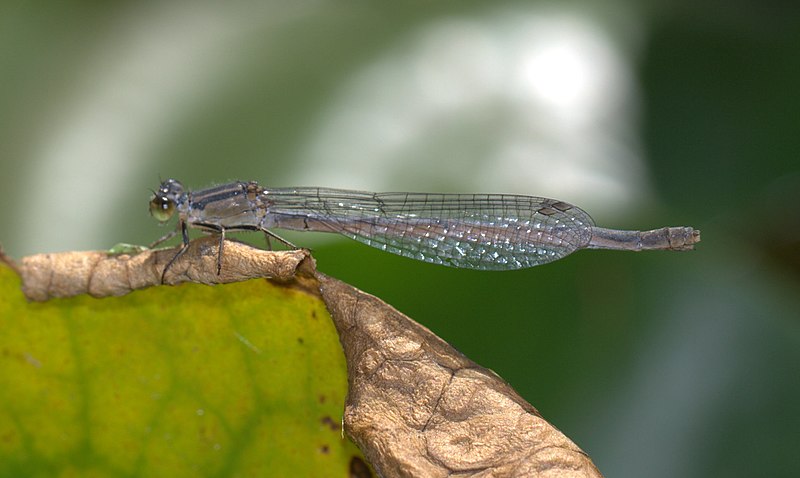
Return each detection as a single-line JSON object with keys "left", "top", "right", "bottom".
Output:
{"left": 149, "top": 195, "right": 175, "bottom": 222}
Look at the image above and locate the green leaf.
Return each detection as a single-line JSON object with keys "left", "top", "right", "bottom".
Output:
{"left": 0, "top": 260, "right": 364, "bottom": 477}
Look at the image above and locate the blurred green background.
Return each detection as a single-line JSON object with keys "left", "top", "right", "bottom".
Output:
{"left": 1, "top": 1, "right": 798, "bottom": 476}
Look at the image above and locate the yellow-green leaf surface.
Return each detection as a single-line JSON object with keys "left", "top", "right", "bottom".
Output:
{"left": 0, "top": 261, "right": 363, "bottom": 477}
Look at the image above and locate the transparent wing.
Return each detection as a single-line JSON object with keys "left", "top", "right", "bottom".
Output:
{"left": 263, "top": 188, "right": 595, "bottom": 270}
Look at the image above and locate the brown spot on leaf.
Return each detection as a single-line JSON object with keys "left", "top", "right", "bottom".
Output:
{"left": 321, "top": 415, "right": 339, "bottom": 431}
{"left": 349, "top": 456, "right": 373, "bottom": 478}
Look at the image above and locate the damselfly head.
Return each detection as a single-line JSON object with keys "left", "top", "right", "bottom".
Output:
{"left": 149, "top": 178, "right": 185, "bottom": 222}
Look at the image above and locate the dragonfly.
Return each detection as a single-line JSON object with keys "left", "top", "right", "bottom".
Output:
{"left": 149, "top": 178, "right": 700, "bottom": 280}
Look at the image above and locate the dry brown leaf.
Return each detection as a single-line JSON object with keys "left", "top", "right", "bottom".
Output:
{"left": 5, "top": 239, "right": 602, "bottom": 477}
{"left": 319, "top": 273, "right": 602, "bottom": 478}
{"left": 12, "top": 236, "right": 314, "bottom": 301}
